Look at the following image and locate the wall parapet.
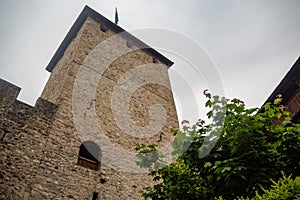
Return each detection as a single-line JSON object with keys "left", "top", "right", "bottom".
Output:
{"left": 0, "top": 78, "right": 58, "bottom": 122}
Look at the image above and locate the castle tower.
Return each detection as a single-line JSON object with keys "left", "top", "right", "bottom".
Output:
{"left": 0, "top": 6, "right": 178, "bottom": 199}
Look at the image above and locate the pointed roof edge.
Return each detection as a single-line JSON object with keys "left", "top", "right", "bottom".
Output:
{"left": 46, "top": 5, "right": 174, "bottom": 72}
{"left": 265, "top": 56, "right": 300, "bottom": 105}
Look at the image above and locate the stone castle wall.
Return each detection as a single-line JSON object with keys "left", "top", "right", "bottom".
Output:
{"left": 0, "top": 79, "right": 58, "bottom": 199}
{"left": 0, "top": 16, "right": 178, "bottom": 200}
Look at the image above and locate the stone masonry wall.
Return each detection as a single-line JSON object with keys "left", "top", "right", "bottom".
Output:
{"left": 0, "top": 79, "right": 58, "bottom": 199}
{"left": 1, "top": 16, "right": 178, "bottom": 200}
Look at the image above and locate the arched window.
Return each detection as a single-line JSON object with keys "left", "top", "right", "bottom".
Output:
{"left": 77, "top": 141, "right": 101, "bottom": 171}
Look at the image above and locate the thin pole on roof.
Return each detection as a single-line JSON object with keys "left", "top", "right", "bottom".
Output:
{"left": 115, "top": 7, "right": 119, "bottom": 25}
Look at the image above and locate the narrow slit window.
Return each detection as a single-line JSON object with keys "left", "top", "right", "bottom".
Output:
{"left": 92, "top": 192, "right": 99, "bottom": 200}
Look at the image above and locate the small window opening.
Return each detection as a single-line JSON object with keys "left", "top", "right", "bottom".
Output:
{"left": 92, "top": 192, "right": 99, "bottom": 200}
{"left": 0, "top": 128, "right": 8, "bottom": 142}
{"left": 100, "top": 24, "right": 108, "bottom": 32}
{"left": 100, "top": 178, "right": 106, "bottom": 184}
{"left": 77, "top": 141, "right": 101, "bottom": 171}
{"left": 152, "top": 57, "right": 158, "bottom": 63}
{"left": 126, "top": 40, "right": 134, "bottom": 48}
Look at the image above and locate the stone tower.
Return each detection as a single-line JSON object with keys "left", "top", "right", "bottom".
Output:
{"left": 0, "top": 5, "right": 178, "bottom": 200}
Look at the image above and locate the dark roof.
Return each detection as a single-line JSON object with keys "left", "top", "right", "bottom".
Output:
{"left": 265, "top": 56, "right": 300, "bottom": 105}
{"left": 46, "top": 5, "right": 174, "bottom": 72}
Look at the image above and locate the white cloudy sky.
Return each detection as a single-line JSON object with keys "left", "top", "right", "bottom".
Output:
{"left": 0, "top": 0, "right": 299, "bottom": 123}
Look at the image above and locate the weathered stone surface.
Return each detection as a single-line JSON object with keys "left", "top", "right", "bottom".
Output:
{"left": 0, "top": 14, "right": 178, "bottom": 200}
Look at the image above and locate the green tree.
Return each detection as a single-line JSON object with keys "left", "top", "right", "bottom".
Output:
{"left": 136, "top": 91, "right": 300, "bottom": 200}
{"left": 235, "top": 173, "right": 300, "bottom": 200}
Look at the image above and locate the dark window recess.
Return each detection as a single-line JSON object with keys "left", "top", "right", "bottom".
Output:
{"left": 0, "top": 129, "right": 8, "bottom": 142}
{"left": 77, "top": 141, "right": 101, "bottom": 171}
{"left": 153, "top": 57, "right": 158, "bottom": 63}
{"left": 100, "top": 24, "right": 108, "bottom": 32}
{"left": 92, "top": 192, "right": 99, "bottom": 200}
{"left": 100, "top": 178, "right": 106, "bottom": 184}
{"left": 126, "top": 40, "right": 134, "bottom": 48}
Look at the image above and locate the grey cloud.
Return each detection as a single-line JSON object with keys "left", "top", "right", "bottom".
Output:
{"left": 0, "top": 0, "right": 299, "bottom": 121}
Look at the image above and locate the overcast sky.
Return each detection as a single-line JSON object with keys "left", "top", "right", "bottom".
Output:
{"left": 0, "top": 0, "right": 299, "bottom": 123}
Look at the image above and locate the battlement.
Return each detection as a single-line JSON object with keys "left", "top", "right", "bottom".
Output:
{"left": 0, "top": 78, "right": 58, "bottom": 121}
{"left": 0, "top": 78, "right": 21, "bottom": 109}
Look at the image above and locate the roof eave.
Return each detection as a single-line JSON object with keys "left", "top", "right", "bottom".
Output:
{"left": 264, "top": 56, "right": 300, "bottom": 105}
{"left": 46, "top": 5, "right": 174, "bottom": 72}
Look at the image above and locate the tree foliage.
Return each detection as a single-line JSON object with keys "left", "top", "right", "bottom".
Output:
{"left": 136, "top": 91, "right": 300, "bottom": 199}
{"left": 235, "top": 173, "right": 300, "bottom": 200}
